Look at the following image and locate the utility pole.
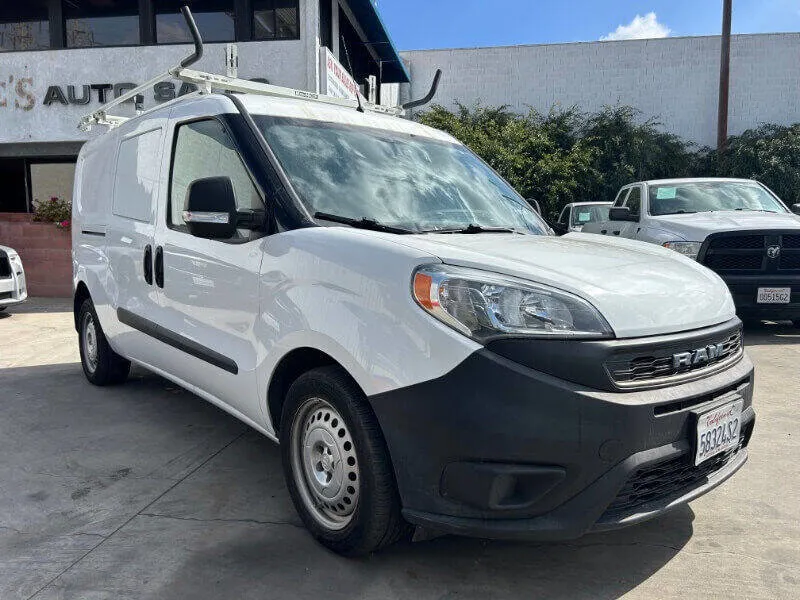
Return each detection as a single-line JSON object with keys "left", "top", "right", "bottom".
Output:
{"left": 717, "top": 0, "right": 733, "bottom": 150}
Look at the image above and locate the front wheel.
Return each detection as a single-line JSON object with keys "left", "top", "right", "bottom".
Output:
{"left": 78, "top": 299, "right": 130, "bottom": 385}
{"left": 280, "top": 366, "right": 409, "bottom": 556}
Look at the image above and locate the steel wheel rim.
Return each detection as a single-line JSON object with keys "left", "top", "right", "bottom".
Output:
{"left": 82, "top": 313, "right": 99, "bottom": 373}
{"left": 290, "top": 397, "right": 360, "bottom": 531}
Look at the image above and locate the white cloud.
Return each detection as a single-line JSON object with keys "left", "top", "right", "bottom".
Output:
{"left": 601, "top": 12, "right": 672, "bottom": 41}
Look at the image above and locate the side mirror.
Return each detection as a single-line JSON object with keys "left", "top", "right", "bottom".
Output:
{"left": 552, "top": 221, "right": 568, "bottom": 235}
{"left": 527, "top": 198, "right": 542, "bottom": 215}
{"left": 791, "top": 203, "right": 800, "bottom": 215}
{"left": 609, "top": 206, "right": 636, "bottom": 222}
{"left": 183, "top": 177, "right": 266, "bottom": 239}
{"left": 184, "top": 177, "right": 238, "bottom": 239}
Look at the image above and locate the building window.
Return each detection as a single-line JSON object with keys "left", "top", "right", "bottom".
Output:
{"left": 0, "top": 1, "right": 49, "bottom": 52}
{"left": 157, "top": 0, "right": 235, "bottom": 44}
{"left": 253, "top": 0, "right": 299, "bottom": 40}
{"left": 65, "top": 0, "right": 140, "bottom": 48}
{"left": 0, "top": 159, "right": 28, "bottom": 212}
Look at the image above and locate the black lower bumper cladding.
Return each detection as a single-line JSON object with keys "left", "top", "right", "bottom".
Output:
{"left": 368, "top": 340, "right": 755, "bottom": 540}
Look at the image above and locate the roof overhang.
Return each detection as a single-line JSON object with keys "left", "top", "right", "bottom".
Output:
{"left": 345, "top": 0, "right": 410, "bottom": 83}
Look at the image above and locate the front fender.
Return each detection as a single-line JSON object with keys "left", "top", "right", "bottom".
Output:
{"left": 253, "top": 228, "right": 482, "bottom": 430}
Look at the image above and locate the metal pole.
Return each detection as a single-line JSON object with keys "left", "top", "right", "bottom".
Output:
{"left": 717, "top": 0, "right": 732, "bottom": 150}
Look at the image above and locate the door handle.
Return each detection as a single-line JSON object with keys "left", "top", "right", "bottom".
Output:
{"left": 600, "top": 229, "right": 607, "bottom": 235}
{"left": 154, "top": 246, "right": 164, "bottom": 288}
{"left": 143, "top": 245, "right": 153, "bottom": 285}
{"left": 613, "top": 230, "right": 621, "bottom": 236}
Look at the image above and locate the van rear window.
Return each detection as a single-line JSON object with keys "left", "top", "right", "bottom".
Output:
{"left": 112, "top": 129, "right": 162, "bottom": 223}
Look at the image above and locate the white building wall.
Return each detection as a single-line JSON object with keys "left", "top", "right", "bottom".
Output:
{"left": 400, "top": 33, "right": 800, "bottom": 147}
{"left": 0, "top": 0, "right": 320, "bottom": 146}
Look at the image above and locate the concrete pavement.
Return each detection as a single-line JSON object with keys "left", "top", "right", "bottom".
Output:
{"left": 1, "top": 299, "right": 798, "bottom": 599}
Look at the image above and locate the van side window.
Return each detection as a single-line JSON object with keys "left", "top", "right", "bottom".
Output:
{"left": 169, "top": 119, "right": 262, "bottom": 232}
{"left": 113, "top": 129, "right": 163, "bottom": 223}
{"left": 625, "top": 186, "right": 642, "bottom": 217}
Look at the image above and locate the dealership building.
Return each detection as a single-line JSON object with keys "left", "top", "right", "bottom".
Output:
{"left": 1, "top": 1, "right": 799, "bottom": 296}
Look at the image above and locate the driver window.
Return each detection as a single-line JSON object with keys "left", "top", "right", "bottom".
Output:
{"left": 625, "top": 186, "right": 642, "bottom": 217}
{"left": 613, "top": 188, "right": 630, "bottom": 207}
{"left": 169, "top": 119, "right": 262, "bottom": 232}
{"left": 558, "top": 206, "right": 569, "bottom": 224}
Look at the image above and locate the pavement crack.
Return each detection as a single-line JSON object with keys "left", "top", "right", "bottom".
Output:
{"left": 138, "top": 512, "right": 304, "bottom": 529}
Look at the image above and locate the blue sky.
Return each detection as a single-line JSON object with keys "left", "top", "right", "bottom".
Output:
{"left": 375, "top": 0, "right": 800, "bottom": 50}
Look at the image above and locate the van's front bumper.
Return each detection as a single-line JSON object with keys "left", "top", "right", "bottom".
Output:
{"left": 369, "top": 342, "right": 755, "bottom": 541}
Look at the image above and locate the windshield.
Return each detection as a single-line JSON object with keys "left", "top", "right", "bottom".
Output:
{"left": 571, "top": 205, "right": 610, "bottom": 226}
{"left": 256, "top": 117, "right": 549, "bottom": 234}
{"left": 648, "top": 181, "right": 786, "bottom": 216}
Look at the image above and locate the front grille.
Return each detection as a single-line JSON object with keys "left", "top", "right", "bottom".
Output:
{"left": 603, "top": 420, "right": 753, "bottom": 518}
{"left": 705, "top": 252, "right": 763, "bottom": 271}
{"left": 710, "top": 235, "right": 764, "bottom": 249}
{"left": 779, "top": 253, "right": 800, "bottom": 270}
{"left": 0, "top": 255, "right": 11, "bottom": 279}
{"left": 702, "top": 232, "right": 800, "bottom": 273}
{"left": 606, "top": 330, "right": 742, "bottom": 385}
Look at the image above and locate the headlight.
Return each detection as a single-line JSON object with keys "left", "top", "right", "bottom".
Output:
{"left": 412, "top": 265, "right": 613, "bottom": 342}
{"left": 663, "top": 241, "right": 701, "bottom": 260}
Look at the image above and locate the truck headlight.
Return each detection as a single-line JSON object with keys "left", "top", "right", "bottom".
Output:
{"left": 412, "top": 265, "right": 613, "bottom": 342}
{"left": 663, "top": 241, "right": 701, "bottom": 260}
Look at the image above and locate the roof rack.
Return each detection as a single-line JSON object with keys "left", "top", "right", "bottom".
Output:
{"left": 79, "top": 5, "right": 442, "bottom": 132}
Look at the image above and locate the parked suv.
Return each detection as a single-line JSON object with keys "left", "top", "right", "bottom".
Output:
{"left": 582, "top": 178, "right": 800, "bottom": 323}
{"left": 71, "top": 34, "right": 755, "bottom": 553}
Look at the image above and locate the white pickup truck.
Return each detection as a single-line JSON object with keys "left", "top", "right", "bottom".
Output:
{"left": 582, "top": 178, "right": 800, "bottom": 323}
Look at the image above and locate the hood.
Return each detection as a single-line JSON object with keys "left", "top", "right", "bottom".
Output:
{"left": 389, "top": 232, "right": 735, "bottom": 339}
{"left": 653, "top": 210, "right": 800, "bottom": 240}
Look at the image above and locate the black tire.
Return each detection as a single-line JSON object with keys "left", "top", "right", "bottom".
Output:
{"left": 0, "top": 306, "right": 6, "bottom": 311}
{"left": 78, "top": 298, "right": 130, "bottom": 386}
{"left": 280, "top": 366, "right": 410, "bottom": 556}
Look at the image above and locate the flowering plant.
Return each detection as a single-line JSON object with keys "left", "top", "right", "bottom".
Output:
{"left": 32, "top": 196, "right": 72, "bottom": 230}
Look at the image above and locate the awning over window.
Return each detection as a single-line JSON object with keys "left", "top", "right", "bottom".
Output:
{"left": 346, "top": 0, "right": 410, "bottom": 83}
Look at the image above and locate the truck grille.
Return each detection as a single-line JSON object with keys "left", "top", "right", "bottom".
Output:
{"left": 0, "top": 252, "right": 11, "bottom": 279}
{"left": 606, "top": 330, "right": 742, "bottom": 385}
{"left": 701, "top": 232, "right": 800, "bottom": 273}
{"left": 602, "top": 420, "right": 753, "bottom": 519}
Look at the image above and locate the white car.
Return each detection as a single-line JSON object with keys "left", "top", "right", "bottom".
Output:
{"left": 70, "top": 11, "right": 755, "bottom": 556}
{"left": 581, "top": 178, "right": 800, "bottom": 323}
{"left": 0, "top": 245, "right": 27, "bottom": 310}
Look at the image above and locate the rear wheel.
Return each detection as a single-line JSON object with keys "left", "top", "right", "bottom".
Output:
{"left": 280, "top": 366, "right": 409, "bottom": 556}
{"left": 78, "top": 299, "right": 130, "bottom": 385}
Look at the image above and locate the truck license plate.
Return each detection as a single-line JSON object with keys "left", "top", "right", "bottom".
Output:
{"left": 695, "top": 399, "right": 743, "bottom": 466}
{"left": 757, "top": 287, "right": 790, "bottom": 303}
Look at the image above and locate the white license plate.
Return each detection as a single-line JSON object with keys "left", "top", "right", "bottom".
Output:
{"left": 757, "top": 287, "right": 790, "bottom": 304}
{"left": 695, "top": 399, "right": 744, "bottom": 466}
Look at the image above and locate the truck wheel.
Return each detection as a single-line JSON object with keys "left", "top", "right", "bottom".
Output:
{"left": 78, "top": 299, "right": 130, "bottom": 386}
{"left": 281, "top": 366, "right": 410, "bottom": 556}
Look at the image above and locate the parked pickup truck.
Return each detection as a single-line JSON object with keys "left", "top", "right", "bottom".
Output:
{"left": 582, "top": 178, "right": 800, "bottom": 323}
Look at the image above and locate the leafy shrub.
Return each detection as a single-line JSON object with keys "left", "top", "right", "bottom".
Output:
{"left": 418, "top": 103, "right": 799, "bottom": 220}
{"left": 32, "top": 196, "right": 71, "bottom": 230}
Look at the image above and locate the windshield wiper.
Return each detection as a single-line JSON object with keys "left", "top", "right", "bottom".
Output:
{"left": 420, "top": 224, "right": 523, "bottom": 234}
{"left": 313, "top": 212, "right": 414, "bottom": 234}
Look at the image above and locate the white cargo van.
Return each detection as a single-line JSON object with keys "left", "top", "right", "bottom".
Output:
{"left": 71, "top": 8, "right": 755, "bottom": 556}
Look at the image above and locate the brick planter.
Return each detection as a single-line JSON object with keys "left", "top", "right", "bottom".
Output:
{"left": 0, "top": 213, "right": 72, "bottom": 298}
